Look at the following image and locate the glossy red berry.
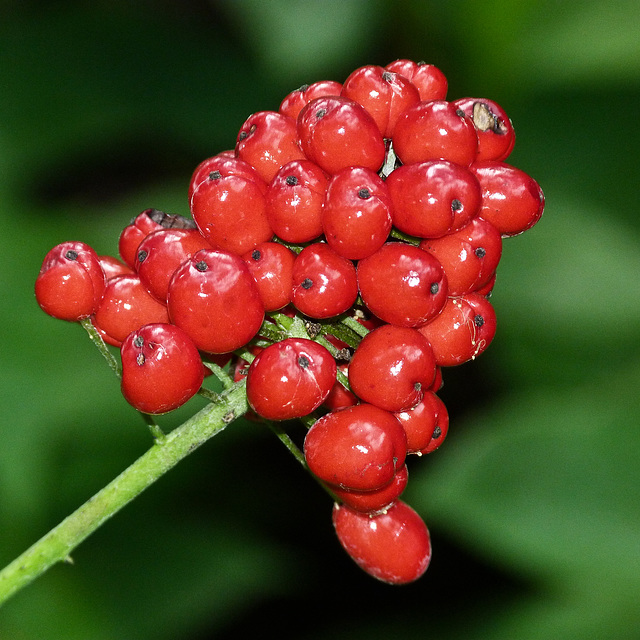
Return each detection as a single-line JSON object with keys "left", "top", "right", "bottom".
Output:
{"left": 322, "top": 364, "right": 359, "bottom": 411}
{"left": 453, "top": 97, "right": 516, "bottom": 162}
{"left": 471, "top": 161, "right": 545, "bottom": 236}
{"left": 242, "top": 241, "right": 296, "bottom": 312}
{"left": 120, "top": 323, "right": 204, "bottom": 414}
{"left": 418, "top": 292, "right": 497, "bottom": 366}
{"left": 304, "top": 403, "right": 407, "bottom": 492}
{"left": 190, "top": 160, "right": 272, "bottom": 255}
{"left": 322, "top": 166, "right": 393, "bottom": 260}
{"left": 386, "top": 160, "right": 481, "bottom": 239}
{"left": 265, "top": 159, "right": 329, "bottom": 243}
{"left": 420, "top": 217, "right": 502, "bottom": 296}
{"left": 297, "top": 96, "right": 386, "bottom": 175}
{"left": 332, "top": 500, "right": 431, "bottom": 584}
{"left": 167, "top": 248, "right": 265, "bottom": 354}
{"left": 246, "top": 338, "right": 336, "bottom": 421}
{"left": 279, "top": 80, "right": 343, "bottom": 120}
{"left": 92, "top": 274, "right": 170, "bottom": 347}
{"left": 348, "top": 325, "right": 436, "bottom": 412}
{"left": 385, "top": 59, "right": 448, "bottom": 101}
{"left": 357, "top": 242, "right": 448, "bottom": 327}
{"left": 35, "top": 241, "right": 106, "bottom": 322}
{"left": 393, "top": 100, "right": 478, "bottom": 167}
{"left": 329, "top": 464, "right": 409, "bottom": 514}
{"left": 235, "top": 111, "right": 305, "bottom": 183}
{"left": 135, "top": 228, "right": 214, "bottom": 303}
{"left": 291, "top": 243, "right": 358, "bottom": 319}
{"left": 341, "top": 64, "right": 420, "bottom": 138}
{"left": 98, "top": 255, "right": 134, "bottom": 280}
{"left": 394, "top": 390, "right": 449, "bottom": 454}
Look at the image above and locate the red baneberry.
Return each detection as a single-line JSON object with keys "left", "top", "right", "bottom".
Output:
{"left": 246, "top": 338, "right": 336, "bottom": 421}
{"left": 167, "top": 248, "right": 265, "bottom": 354}
{"left": 357, "top": 242, "right": 448, "bottom": 327}
{"left": 384, "top": 59, "right": 448, "bottom": 101}
{"left": 35, "top": 241, "right": 106, "bottom": 322}
{"left": 394, "top": 390, "right": 449, "bottom": 454}
{"left": 332, "top": 500, "right": 432, "bottom": 585}
{"left": 120, "top": 323, "right": 204, "bottom": 414}
{"left": 279, "top": 80, "right": 343, "bottom": 120}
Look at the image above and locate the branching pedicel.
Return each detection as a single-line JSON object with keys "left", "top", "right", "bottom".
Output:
{"left": 4, "top": 59, "right": 545, "bottom": 604}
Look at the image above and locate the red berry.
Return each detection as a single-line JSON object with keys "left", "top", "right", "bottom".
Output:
{"left": 297, "top": 96, "right": 386, "bottom": 175}
{"left": 190, "top": 160, "right": 272, "bottom": 255}
{"left": 188, "top": 153, "right": 267, "bottom": 204}
{"left": 348, "top": 325, "right": 436, "bottom": 412}
{"left": 341, "top": 64, "right": 420, "bottom": 138}
{"left": 393, "top": 100, "right": 478, "bottom": 167}
{"left": 92, "top": 274, "right": 170, "bottom": 347}
{"left": 332, "top": 500, "right": 431, "bottom": 584}
{"left": 279, "top": 79, "right": 343, "bottom": 120}
{"left": 291, "top": 243, "right": 358, "bottom": 319}
{"left": 322, "top": 166, "right": 393, "bottom": 260}
{"left": 357, "top": 242, "right": 448, "bottom": 327}
{"left": 329, "top": 464, "right": 409, "bottom": 514}
{"left": 386, "top": 160, "right": 481, "bottom": 239}
{"left": 322, "top": 363, "right": 359, "bottom": 411}
{"left": 98, "top": 255, "right": 134, "bottom": 280}
{"left": 135, "top": 227, "right": 214, "bottom": 303}
{"left": 418, "top": 292, "right": 497, "bottom": 366}
{"left": 35, "top": 241, "right": 106, "bottom": 322}
{"left": 235, "top": 111, "right": 305, "bottom": 183}
{"left": 385, "top": 59, "right": 448, "bottom": 101}
{"left": 471, "top": 161, "right": 545, "bottom": 236}
{"left": 167, "top": 248, "right": 265, "bottom": 354}
{"left": 304, "top": 403, "right": 407, "bottom": 492}
{"left": 242, "top": 241, "right": 296, "bottom": 312}
{"left": 394, "top": 390, "right": 449, "bottom": 454}
{"left": 420, "top": 217, "right": 502, "bottom": 296}
{"left": 453, "top": 97, "right": 516, "bottom": 162}
{"left": 246, "top": 338, "right": 336, "bottom": 421}
{"left": 265, "top": 159, "right": 329, "bottom": 243}
{"left": 120, "top": 323, "right": 204, "bottom": 414}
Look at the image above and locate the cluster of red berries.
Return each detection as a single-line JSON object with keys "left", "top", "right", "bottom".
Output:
{"left": 34, "top": 60, "right": 544, "bottom": 585}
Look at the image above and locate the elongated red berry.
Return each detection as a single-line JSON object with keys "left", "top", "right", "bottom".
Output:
{"left": 304, "top": 403, "right": 407, "bottom": 492}
{"left": 297, "top": 96, "right": 386, "bottom": 175}
{"left": 35, "top": 241, "right": 106, "bottom": 322}
{"left": 246, "top": 338, "right": 336, "bottom": 421}
{"left": 385, "top": 59, "right": 448, "bottom": 101}
{"left": 332, "top": 500, "right": 431, "bottom": 584}
{"left": 120, "top": 323, "right": 204, "bottom": 414}
{"left": 279, "top": 80, "right": 343, "bottom": 120}
{"left": 167, "top": 248, "right": 265, "bottom": 354}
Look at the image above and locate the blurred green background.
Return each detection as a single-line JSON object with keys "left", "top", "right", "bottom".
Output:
{"left": 1, "top": 0, "right": 639, "bottom": 637}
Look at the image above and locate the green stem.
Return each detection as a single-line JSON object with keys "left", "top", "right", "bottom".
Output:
{"left": 80, "top": 318, "right": 121, "bottom": 377}
{"left": 0, "top": 379, "right": 249, "bottom": 608}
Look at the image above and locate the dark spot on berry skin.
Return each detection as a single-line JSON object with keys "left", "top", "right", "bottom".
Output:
{"left": 195, "top": 260, "right": 209, "bottom": 272}
{"left": 134, "top": 335, "right": 144, "bottom": 348}
{"left": 301, "top": 278, "right": 313, "bottom": 290}
{"left": 298, "top": 355, "right": 310, "bottom": 368}
{"left": 455, "top": 108, "right": 466, "bottom": 118}
{"left": 65, "top": 249, "right": 79, "bottom": 260}
{"left": 432, "top": 426, "right": 441, "bottom": 439}
{"left": 137, "top": 250, "right": 148, "bottom": 263}
{"left": 382, "top": 71, "right": 394, "bottom": 83}
{"left": 451, "top": 199, "right": 462, "bottom": 211}
{"left": 315, "top": 108, "right": 327, "bottom": 119}
{"left": 475, "top": 247, "right": 486, "bottom": 258}
{"left": 251, "top": 250, "right": 262, "bottom": 261}
{"left": 136, "top": 353, "right": 145, "bottom": 366}
{"left": 297, "top": 84, "right": 310, "bottom": 92}
{"left": 430, "top": 282, "right": 440, "bottom": 295}
{"left": 285, "top": 175, "right": 298, "bottom": 186}
{"left": 358, "top": 188, "right": 372, "bottom": 199}
{"left": 238, "top": 131, "right": 248, "bottom": 141}
{"left": 474, "top": 314, "right": 485, "bottom": 327}
{"left": 414, "top": 382, "right": 422, "bottom": 392}
{"left": 209, "top": 170, "right": 222, "bottom": 181}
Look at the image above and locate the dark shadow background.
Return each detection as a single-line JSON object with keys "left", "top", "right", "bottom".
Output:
{"left": 1, "top": 1, "right": 639, "bottom": 637}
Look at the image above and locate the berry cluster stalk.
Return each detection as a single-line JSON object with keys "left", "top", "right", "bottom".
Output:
{"left": 0, "top": 378, "right": 248, "bottom": 607}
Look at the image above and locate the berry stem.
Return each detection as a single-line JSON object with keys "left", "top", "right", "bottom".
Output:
{"left": 0, "top": 378, "right": 249, "bottom": 608}
{"left": 80, "top": 318, "right": 121, "bottom": 377}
